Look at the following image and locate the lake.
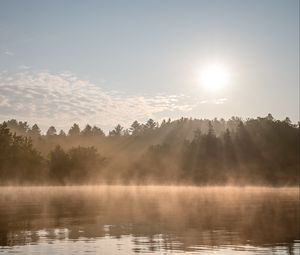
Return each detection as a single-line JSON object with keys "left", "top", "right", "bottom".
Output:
{"left": 0, "top": 186, "right": 299, "bottom": 254}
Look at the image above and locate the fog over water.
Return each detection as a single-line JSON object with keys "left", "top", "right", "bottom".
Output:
{"left": 0, "top": 1, "right": 299, "bottom": 254}
{"left": 0, "top": 186, "right": 299, "bottom": 254}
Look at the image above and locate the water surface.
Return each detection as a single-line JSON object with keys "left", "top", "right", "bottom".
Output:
{"left": 0, "top": 186, "right": 299, "bottom": 254}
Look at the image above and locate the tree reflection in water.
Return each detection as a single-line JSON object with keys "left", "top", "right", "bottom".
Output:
{"left": 0, "top": 186, "right": 299, "bottom": 254}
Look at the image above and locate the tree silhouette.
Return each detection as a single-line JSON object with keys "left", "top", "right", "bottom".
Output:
{"left": 5, "top": 119, "right": 30, "bottom": 136}
{"left": 58, "top": 130, "right": 66, "bottom": 137}
{"left": 0, "top": 122, "right": 43, "bottom": 184}
{"left": 91, "top": 126, "right": 105, "bottom": 136}
{"left": 145, "top": 119, "right": 157, "bottom": 130}
{"left": 81, "top": 124, "right": 92, "bottom": 137}
{"left": 29, "top": 124, "right": 41, "bottom": 137}
{"left": 46, "top": 126, "right": 57, "bottom": 136}
{"left": 0, "top": 115, "right": 299, "bottom": 185}
{"left": 49, "top": 145, "right": 70, "bottom": 184}
{"left": 130, "top": 121, "right": 142, "bottom": 136}
{"left": 68, "top": 123, "right": 80, "bottom": 136}
{"left": 109, "top": 124, "right": 123, "bottom": 136}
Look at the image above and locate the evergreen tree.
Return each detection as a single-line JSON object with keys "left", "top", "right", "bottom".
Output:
{"left": 46, "top": 126, "right": 57, "bottom": 136}
{"left": 68, "top": 123, "right": 80, "bottom": 136}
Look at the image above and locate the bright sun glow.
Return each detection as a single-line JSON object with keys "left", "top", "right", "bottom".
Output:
{"left": 199, "top": 64, "right": 230, "bottom": 91}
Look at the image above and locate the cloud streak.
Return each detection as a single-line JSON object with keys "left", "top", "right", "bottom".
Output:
{"left": 0, "top": 70, "right": 197, "bottom": 131}
{"left": 200, "top": 98, "right": 228, "bottom": 105}
{"left": 4, "top": 50, "right": 15, "bottom": 56}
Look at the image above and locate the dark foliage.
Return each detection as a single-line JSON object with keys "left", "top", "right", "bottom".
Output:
{"left": 0, "top": 123, "right": 44, "bottom": 184}
{"left": 0, "top": 115, "right": 299, "bottom": 185}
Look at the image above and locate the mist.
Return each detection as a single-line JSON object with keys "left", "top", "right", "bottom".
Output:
{"left": 0, "top": 114, "right": 298, "bottom": 186}
{"left": 0, "top": 186, "right": 298, "bottom": 254}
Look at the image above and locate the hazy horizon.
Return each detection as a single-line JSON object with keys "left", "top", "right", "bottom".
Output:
{"left": 1, "top": 1, "right": 299, "bottom": 254}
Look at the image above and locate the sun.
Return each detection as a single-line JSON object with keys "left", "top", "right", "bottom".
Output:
{"left": 199, "top": 64, "right": 230, "bottom": 91}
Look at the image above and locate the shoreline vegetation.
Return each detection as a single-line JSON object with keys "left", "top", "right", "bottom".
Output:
{"left": 0, "top": 114, "right": 299, "bottom": 186}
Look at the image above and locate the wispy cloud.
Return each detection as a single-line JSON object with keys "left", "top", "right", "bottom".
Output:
{"left": 200, "top": 98, "right": 227, "bottom": 105}
{"left": 0, "top": 70, "right": 196, "bottom": 131}
{"left": 0, "top": 95, "right": 10, "bottom": 107}
{"left": 4, "top": 50, "right": 15, "bottom": 56}
{"left": 18, "top": 65, "right": 31, "bottom": 70}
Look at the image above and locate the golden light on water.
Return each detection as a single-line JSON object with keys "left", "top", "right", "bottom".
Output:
{"left": 199, "top": 64, "right": 231, "bottom": 92}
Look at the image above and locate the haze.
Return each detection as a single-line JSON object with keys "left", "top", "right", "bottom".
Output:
{"left": 0, "top": 1, "right": 299, "bottom": 254}
{"left": 0, "top": 0, "right": 299, "bottom": 131}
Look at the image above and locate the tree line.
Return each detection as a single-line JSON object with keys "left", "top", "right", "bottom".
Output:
{"left": 0, "top": 114, "right": 299, "bottom": 185}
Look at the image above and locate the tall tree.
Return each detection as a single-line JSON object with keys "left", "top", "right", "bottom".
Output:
{"left": 29, "top": 124, "right": 41, "bottom": 137}
{"left": 81, "top": 124, "right": 93, "bottom": 137}
{"left": 58, "top": 130, "right": 66, "bottom": 137}
{"left": 68, "top": 123, "right": 80, "bottom": 136}
{"left": 92, "top": 126, "right": 105, "bottom": 137}
{"left": 5, "top": 119, "right": 30, "bottom": 136}
{"left": 130, "top": 121, "right": 142, "bottom": 135}
{"left": 145, "top": 119, "right": 157, "bottom": 130}
{"left": 109, "top": 124, "right": 123, "bottom": 136}
{"left": 46, "top": 126, "right": 57, "bottom": 136}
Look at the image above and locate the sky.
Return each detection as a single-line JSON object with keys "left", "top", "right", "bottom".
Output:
{"left": 0, "top": 0, "right": 299, "bottom": 132}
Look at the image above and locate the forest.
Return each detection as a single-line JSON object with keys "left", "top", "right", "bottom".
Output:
{"left": 0, "top": 114, "right": 299, "bottom": 186}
